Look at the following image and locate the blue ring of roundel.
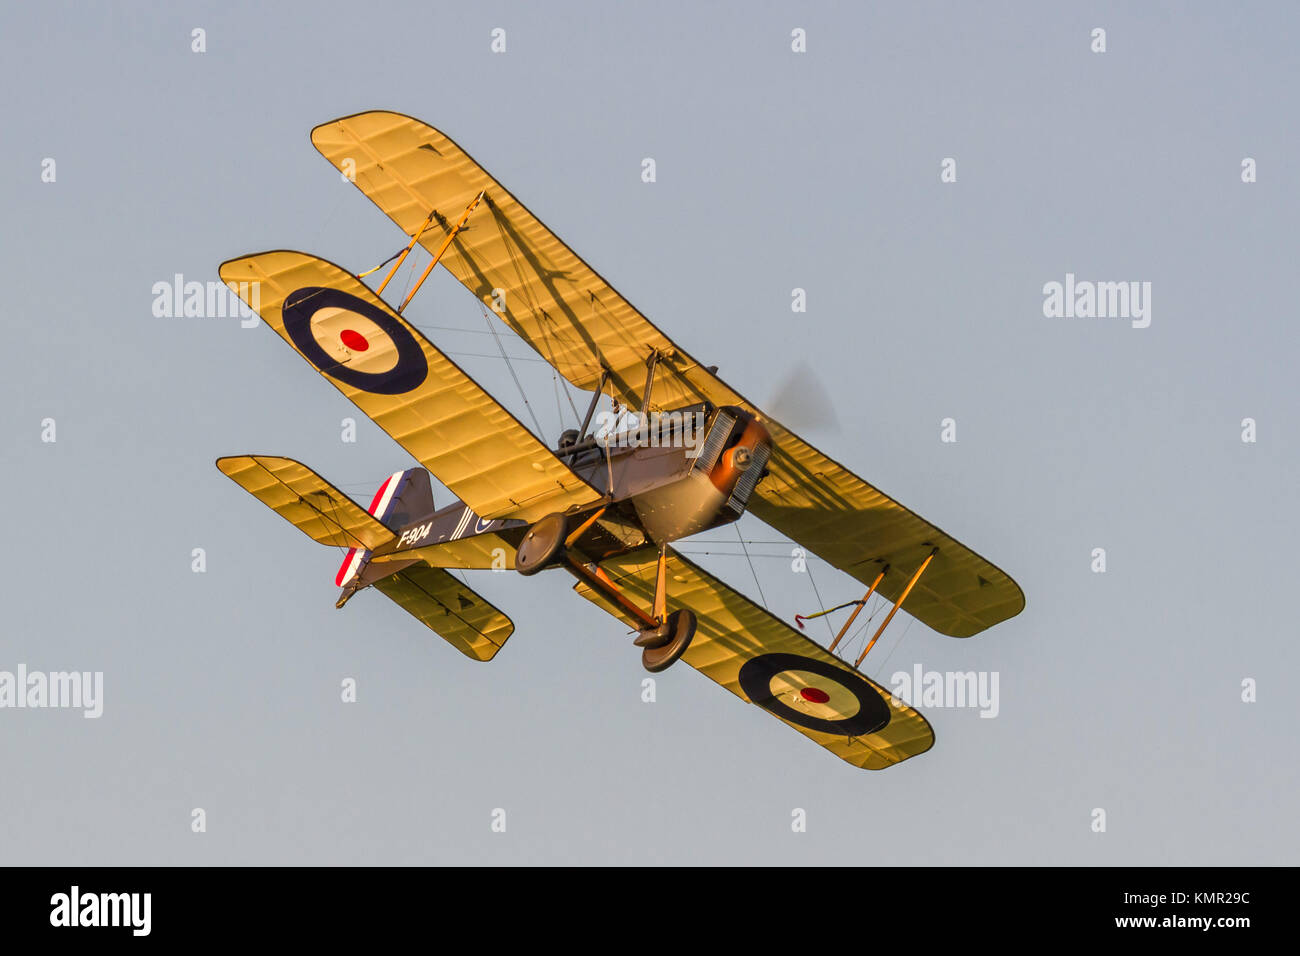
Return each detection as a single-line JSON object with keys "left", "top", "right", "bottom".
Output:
{"left": 737, "top": 652, "right": 891, "bottom": 737}
{"left": 282, "top": 287, "right": 428, "bottom": 395}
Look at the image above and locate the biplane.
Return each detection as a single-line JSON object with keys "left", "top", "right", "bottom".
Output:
{"left": 217, "top": 111, "right": 1024, "bottom": 770}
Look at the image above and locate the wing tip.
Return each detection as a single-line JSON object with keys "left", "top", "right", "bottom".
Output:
{"left": 215, "top": 453, "right": 303, "bottom": 474}
{"left": 310, "top": 109, "right": 450, "bottom": 148}
{"left": 218, "top": 248, "right": 328, "bottom": 281}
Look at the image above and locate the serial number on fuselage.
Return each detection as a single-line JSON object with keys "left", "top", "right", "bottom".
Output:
{"left": 397, "top": 522, "right": 432, "bottom": 547}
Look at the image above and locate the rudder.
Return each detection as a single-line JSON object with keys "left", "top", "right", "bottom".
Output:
{"left": 336, "top": 467, "right": 435, "bottom": 587}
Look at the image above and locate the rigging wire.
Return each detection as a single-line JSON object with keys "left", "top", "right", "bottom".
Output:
{"left": 804, "top": 559, "right": 836, "bottom": 642}
{"left": 735, "top": 523, "right": 769, "bottom": 610}
{"left": 429, "top": 348, "right": 550, "bottom": 364}
{"left": 396, "top": 252, "right": 418, "bottom": 310}
{"left": 404, "top": 321, "right": 549, "bottom": 363}
{"left": 837, "top": 594, "right": 884, "bottom": 663}
{"left": 681, "top": 538, "right": 795, "bottom": 547}
{"left": 407, "top": 323, "right": 511, "bottom": 338}
{"left": 551, "top": 371, "right": 569, "bottom": 436}
{"left": 314, "top": 494, "right": 350, "bottom": 559}
{"left": 307, "top": 189, "right": 348, "bottom": 249}
{"left": 481, "top": 303, "right": 547, "bottom": 441}
{"left": 559, "top": 375, "right": 582, "bottom": 427}
{"left": 871, "top": 617, "right": 914, "bottom": 679}
{"left": 671, "top": 549, "right": 801, "bottom": 560}
{"left": 552, "top": 371, "right": 563, "bottom": 430}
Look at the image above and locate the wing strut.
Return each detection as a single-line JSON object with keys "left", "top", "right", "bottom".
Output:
{"left": 640, "top": 349, "right": 661, "bottom": 412}
{"left": 375, "top": 208, "right": 438, "bottom": 294}
{"left": 396, "top": 190, "right": 486, "bottom": 313}
{"left": 854, "top": 548, "right": 938, "bottom": 667}
{"left": 828, "top": 566, "right": 887, "bottom": 653}
{"left": 557, "top": 537, "right": 671, "bottom": 634}
{"left": 566, "top": 369, "right": 609, "bottom": 464}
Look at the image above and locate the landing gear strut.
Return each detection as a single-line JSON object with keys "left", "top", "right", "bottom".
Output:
{"left": 633, "top": 542, "right": 695, "bottom": 671}
{"left": 634, "top": 608, "right": 697, "bottom": 672}
{"left": 541, "top": 526, "right": 696, "bottom": 672}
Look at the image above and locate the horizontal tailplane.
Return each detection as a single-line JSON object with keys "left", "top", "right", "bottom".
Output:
{"left": 373, "top": 563, "right": 514, "bottom": 661}
{"left": 216, "top": 455, "right": 393, "bottom": 550}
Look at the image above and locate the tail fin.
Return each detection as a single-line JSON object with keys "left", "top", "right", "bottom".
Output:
{"left": 335, "top": 467, "right": 436, "bottom": 588}
{"left": 334, "top": 469, "right": 514, "bottom": 661}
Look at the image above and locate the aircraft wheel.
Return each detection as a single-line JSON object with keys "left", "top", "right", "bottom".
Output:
{"left": 641, "top": 609, "right": 696, "bottom": 672}
{"left": 515, "top": 512, "right": 568, "bottom": 576}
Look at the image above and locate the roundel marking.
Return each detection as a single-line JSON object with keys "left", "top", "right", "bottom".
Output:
{"left": 282, "top": 287, "right": 427, "bottom": 394}
{"left": 737, "top": 653, "right": 891, "bottom": 737}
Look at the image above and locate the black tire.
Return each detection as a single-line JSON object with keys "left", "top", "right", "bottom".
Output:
{"left": 641, "top": 609, "right": 697, "bottom": 672}
{"left": 515, "top": 512, "right": 568, "bottom": 576}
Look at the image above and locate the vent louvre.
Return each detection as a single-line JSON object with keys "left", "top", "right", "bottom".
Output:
{"left": 727, "top": 443, "right": 771, "bottom": 513}
{"left": 692, "top": 411, "right": 734, "bottom": 473}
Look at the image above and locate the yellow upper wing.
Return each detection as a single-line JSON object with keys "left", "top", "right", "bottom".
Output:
{"left": 572, "top": 548, "right": 934, "bottom": 770}
{"left": 219, "top": 251, "right": 600, "bottom": 523}
{"left": 312, "top": 111, "right": 699, "bottom": 408}
{"left": 311, "top": 111, "right": 1024, "bottom": 636}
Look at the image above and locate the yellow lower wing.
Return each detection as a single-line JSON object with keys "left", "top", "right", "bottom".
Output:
{"left": 573, "top": 549, "right": 934, "bottom": 770}
{"left": 216, "top": 455, "right": 393, "bottom": 550}
{"left": 219, "top": 251, "right": 600, "bottom": 523}
{"left": 373, "top": 563, "right": 514, "bottom": 662}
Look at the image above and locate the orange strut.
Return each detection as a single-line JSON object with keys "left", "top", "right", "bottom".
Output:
{"left": 855, "top": 549, "right": 937, "bottom": 668}
{"left": 398, "top": 190, "right": 485, "bottom": 313}
{"left": 376, "top": 209, "right": 438, "bottom": 295}
{"left": 829, "top": 567, "right": 886, "bottom": 653}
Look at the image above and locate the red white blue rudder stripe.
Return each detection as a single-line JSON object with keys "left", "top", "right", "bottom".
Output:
{"left": 335, "top": 469, "right": 414, "bottom": 588}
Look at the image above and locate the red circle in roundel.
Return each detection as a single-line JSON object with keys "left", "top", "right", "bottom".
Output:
{"left": 800, "top": 687, "right": 831, "bottom": 704}
{"left": 339, "top": 329, "right": 370, "bottom": 352}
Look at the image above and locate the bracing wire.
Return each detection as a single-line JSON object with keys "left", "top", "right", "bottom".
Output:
{"left": 560, "top": 375, "right": 582, "bottom": 427}
{"left": 552, "top": 372, "right": 568, "bottom": 436}
{"left": 804, "top": 559, "right": 836, "bottom": 641}
{"left": 872, "top": 617, "right": 914, "bottom": 678}
{"left": 481, "top": 303, "right": 547, "bottom": 441}
{"left": 837, "top": 594, "right": 884, "bottom": 662}
{"left": 735, "top": 523, "right": 769, "bottom": 610}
